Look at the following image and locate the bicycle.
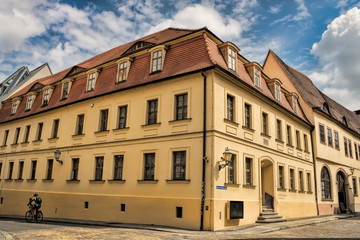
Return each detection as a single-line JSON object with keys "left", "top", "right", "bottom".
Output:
{"left": 25, "top": 204, "right": 43, "bottom": 223}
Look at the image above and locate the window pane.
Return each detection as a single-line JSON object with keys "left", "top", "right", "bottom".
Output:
{"left": 173, "top": 151, "right": 186, "bottom": 180}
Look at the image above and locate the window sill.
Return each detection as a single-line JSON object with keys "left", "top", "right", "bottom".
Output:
{"left": 41, "top": 104, "right": 48, "bottom": 108}
{"left": 261, "top": 133, "right": 271, "bottom": 139}
{"left": 48, "top": 137, "right": 59, "bottom": 141}
{"left": 32, "top": 140, "right": 42, "bottom": 143}
{"left": 113, "top": 127, "right": 129, "bottom": 132}
{"left": 304, "top": 150, "right": 310, "bottom": 154}
{"left": 66, "top": 179, "right": 80, "bottom": 183}
{"left": 289, "top": 189, "right": 297, "bottom": 193}
{"left": 275, "top": 139, "right": 284, "bottom": 144}
{"left": 169, "top": 118, "right": 192, "bottom": 123}
{"left": 11, "top": 143, "right": 19, "bottom": 147}
{"left": 307, "top": 191, "right": 313, "bottom": 194}
{"left": 26, "top": 179, "right": 37, "bottom": 182}
{"left": 115, "top": 80, "right": 127, "bottom": 85}
{"left": 25, "top": 109, "right": 30, "bottom": 112}
{"left": 149, "top": 70, "right": 162, "bottom": 75}
{"left": 14, "top": 179, "right": 23, "bottom": 182}
{"left": 137, "top": 179, "right": 159, "bottom": 184}
{"left": 85, "top": 89, "right": 94, "bottom": 93}
{"left": 94, "top": 130, "right": 110, "bottom": 134}
{"left": 42, "top": 179, "right": 54, "bottom": 182}
{"left": 277, "top": 187, "right": 287, "bottom": 191}
{"left": 296, "top": 147, "right": 302, "bottom": 151}
{"left": 89, "top": 180, "right": 105, "bottom": 183}
{"left": 108, "top": 180, "right": 126, "bottom": 183}
{"left": 166, "top": 179, "right": 191, "bottom": 184}
{"left": 321, "top": 198, "right": 334, "bottom": 202}
{"left": 20, "top": 141, "right": 30, "bottom": 145}
{"left": 72, "top": 134, "right": 85, "bottom": 137}
{"left": 5, "top": 179, "right": 13, "bottom": 182}
{"left": 141, "top": 123, "right": 161, "bottom": 128}
{"left": 224, "top": 183, "right": 240, "bottom": 187}
{"left": 224, "top": 118, "right": 239, "bottom": 126}
{"left": 243, "top": 184, "right": 256, "bottom": 189}
{"left": 0, "top": 145, "right": 7, "bottom": 148}
{"left": 286, "top": 144, "right": 294, "bottom": 148}
{"left": 298, "top": 190, "right": 306, "bottom": 193}
{"left": 60, "top": 97, "right": 68, "bottom": 101}
{"left": 242, "top": 126, "right": 255, "bottom": 132}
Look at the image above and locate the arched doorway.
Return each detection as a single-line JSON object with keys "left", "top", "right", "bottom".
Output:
{"left": 337, "top": 171, "right": 348, "bottom": 213}
{"left": 260, "top": 159, "right": 275, "bottom": 210}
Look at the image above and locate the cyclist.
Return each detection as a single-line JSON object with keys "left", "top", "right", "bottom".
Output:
{"left": 27, "top": 193, "right": 42, "bottom": 215}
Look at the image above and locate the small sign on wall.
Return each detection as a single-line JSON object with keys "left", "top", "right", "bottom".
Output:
{"left": 216, "top": 186, "right": 228, "bottom": 190}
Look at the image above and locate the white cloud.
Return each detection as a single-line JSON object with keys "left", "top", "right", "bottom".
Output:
{"left": 0, "top": 0, "right": 46, "bottom": 52}
{"left": 269, "top": 5, "right": 282, "bottom": 14}
{"left": 146, "top": 3, "right": 255, "bottom": 42}
{"left": 272, "top": 0, "right": 310, "bottom": 24}
{"left": 310, "top": 7, "right": 360, "bottom": 110}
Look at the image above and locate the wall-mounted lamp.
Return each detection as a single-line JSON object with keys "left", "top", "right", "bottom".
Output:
{"left": 218, "top": 147, "right": 233, "bottom": 171}
{"left": 54, "top": 149, "right": 63, "bottom": 165}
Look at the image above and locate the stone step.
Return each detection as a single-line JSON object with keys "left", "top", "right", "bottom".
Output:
{"left": 260, "top": 211, "right": 279, "bottom": 216}
{"left": 256, "top": 218, "right": 287, "bottom": 223}
{"left": 257, "top": 214, "right": 282, "bottom": 220}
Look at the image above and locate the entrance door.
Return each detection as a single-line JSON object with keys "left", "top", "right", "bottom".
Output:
{"left": 337, "top": 172, "right": 347, "bottom": 213}
{"left": 261, "top": 160, "right": 274, "bottom": 209}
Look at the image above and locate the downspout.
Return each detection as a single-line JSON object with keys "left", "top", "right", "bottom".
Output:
{"left": 310, "top": 127, "right": 320, "bottom": 215}
{"left": 200, "top": 71, "right": 207, "bottom": 231}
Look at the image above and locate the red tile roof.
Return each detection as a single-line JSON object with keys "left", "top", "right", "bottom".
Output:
{"left": 268, "top": 50, "right": 360, "bottom": 133}
{"left": 0, "top": 27, "right": 310, "bottom": 126}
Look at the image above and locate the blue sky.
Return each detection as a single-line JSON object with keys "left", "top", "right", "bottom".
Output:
{"left": 1, "top": 0, "right": 360, "bottom": 110}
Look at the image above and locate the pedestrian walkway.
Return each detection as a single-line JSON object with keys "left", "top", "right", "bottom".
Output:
{"left": 0, "top": 213, "right": 357, "bottom": 239}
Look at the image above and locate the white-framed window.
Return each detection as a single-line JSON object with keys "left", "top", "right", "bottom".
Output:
{"left": 149, "top": 45, "right": 167, "bottom": 73}
{"left": 86, "top": 71, "right": 98, "bottom": 92}
{"left": 228, "top": 48, "right": 236, "bottom": 71}
{"left": 42, "top": 88, "right": 52, "bottom": 106}
{"left": 26, "top": 94, "right": 35, "bottom": 111}
{"left": 275, "top": 83, "right": 281, "bottom": 102}
{"left": 116, "top": 58, "right": 132, "bottom": 83}
{"left": 11, "top": 99, "right": 20, "bottom": 114}
{"left": 254, "top": 67, "right": 261, "bottom": 88}
{"left": 292, "top": 95, "right": 298, "bottom": 113}
{"left": 61, "top": 81, "right": 71, "bottom": 99}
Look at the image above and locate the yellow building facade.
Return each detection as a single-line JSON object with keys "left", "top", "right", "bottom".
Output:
{"left": 0, "top": 27, "right": 356, "bottom": 231}
{"left": 264, "top": 50, "right": 360, "bottom": 217}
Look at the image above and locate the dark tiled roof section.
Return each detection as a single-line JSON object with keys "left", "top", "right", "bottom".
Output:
{"left": 269, "top": 50, "right": 360, "bottom": 131}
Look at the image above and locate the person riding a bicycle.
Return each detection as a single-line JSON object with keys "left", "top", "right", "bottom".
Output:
{"left": 27, "top": 193, "right": 42, "bottom": 214}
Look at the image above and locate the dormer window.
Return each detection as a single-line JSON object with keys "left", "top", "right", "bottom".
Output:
{"left": 342, "top": 116, "right": 348, "bottom": 126}
{"left": 275, "top": 83, "right": 281, "bottom": 102}
{"left": 254, "top": 67, "right": 261, "bottom": 88}
{"left": 245, "top": 62, "right": 262, "bottom": 89}
{"left": 285, "top": 92, "right": 299, "bottom": 114}
{"left": 26, "top": 94, "right": 35, "bottom": 111}
{"left": 322, "top": 103, "right": 330, "bottom": 114}
{"left": 152, "top": 50, "right": 162, "bottom": 72}
{"left": 116, "top": 57, "right": 132, "bottom": 83}
{"left": 292, "top": 95, "right": 298, "bottom": 113}
{"left": 218, "top": 42, "right": 240, "bottom": 73}
{"left": 228, "top": 48, "right": 236, "bottom": 71}
{"left": 61, "top": 81, "right": 70, "bottom": 99}
{"left": 149, "top": 45, "right": 167, "bottom": 74}
{"left": 87, "top": 72, "right": 97, "bottom": 92}
{"left": 11, "top": 99, "right": 20, "bottom": 115}
{"left": 42, "top": 88, "right": 52, "bottom": 107}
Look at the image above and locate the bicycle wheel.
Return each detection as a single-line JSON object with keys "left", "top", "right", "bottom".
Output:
{"left": 35, "top": 211, "right": 43, "bottom": 223}
{"left": 25, "top": 210, "right": 33, "bottom": 222}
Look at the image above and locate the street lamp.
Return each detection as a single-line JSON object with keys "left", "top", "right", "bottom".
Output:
{"left": 219, "top": 147, "right": 233, "bottom": 171}
{"left": 349, "top": 167, "right": 355, "bottom": 176}
{"left": 54, "top": 149, "right": 63, "bottom": 165}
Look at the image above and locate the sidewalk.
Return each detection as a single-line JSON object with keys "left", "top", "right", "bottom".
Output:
{"left": 0, "top": 213, "right": 358, "bottom": 239}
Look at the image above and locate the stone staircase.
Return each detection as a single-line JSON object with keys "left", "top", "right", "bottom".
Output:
{"left": 256, "top": 205, "right": 286, "bottom": 223}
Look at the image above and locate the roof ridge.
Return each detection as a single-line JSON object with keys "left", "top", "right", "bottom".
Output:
{"left": 203, "top": 33, "right": 217, "bottom": 65}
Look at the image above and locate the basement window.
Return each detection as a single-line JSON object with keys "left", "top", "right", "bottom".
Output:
{"left": 176, "top": 207, "right": 183, "bottom": 218}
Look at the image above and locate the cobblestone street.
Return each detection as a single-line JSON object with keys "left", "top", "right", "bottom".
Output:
{"left": 1, "top": 214, "right": 360, "bottom": 239}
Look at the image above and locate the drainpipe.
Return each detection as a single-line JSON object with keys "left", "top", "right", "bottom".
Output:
{"left": 200, "top": 71, "right": 207, "bottom": 231}
{"left": 310, "top": 128, "right": 320, "bottom": 215}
